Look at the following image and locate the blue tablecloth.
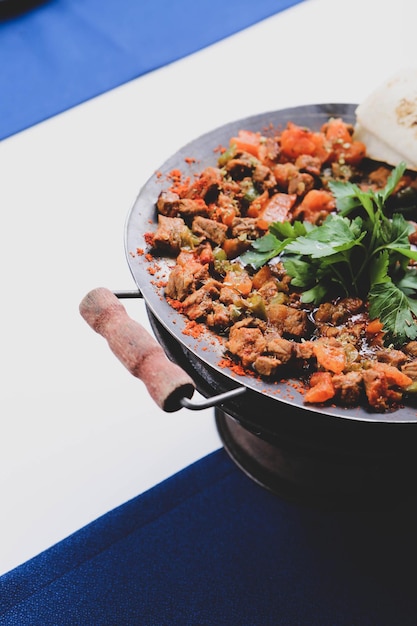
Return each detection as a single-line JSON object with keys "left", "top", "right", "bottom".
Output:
{"left": 1, "top": 448, "right": 417, "bottom": 625}
{"left": 0, "top": 0, "right": 304, "bottom": 140}
{"left": 4, "top": 1, "right": 417, "bottom": 623}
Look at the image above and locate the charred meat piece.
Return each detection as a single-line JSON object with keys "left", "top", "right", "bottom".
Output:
{"left": 253, "top": 355, "right": 281, "bottom": 377}
{"left": 165, "top": 265, "right": 198, "bottom": 301}
{"left": 287, "top": 172, "right": 315, "bottom": 196}
{"left": 226, "top": 323, "right": 267, "bottom": 368}
{"left": 257, "top": 280, "right": 283, "bottom": 304}
{"left": 294, "top": 154, "right": 322, "bottom": 177}
{"left": 252, "top": 162, "right": 277, "bottom": 190}
{"left": 376, "top": 348, "right": 408, "bottom": 368}
{"left": 181, "top": 281, "right": 221, "bottom": 321}
{"left": 317, "top": 324, "right": 344, "bottom": 339}
{"left": 266, "top": 302, "right": 309, "bottom": 338}
{"left": 206, "top": 303, "right": 236, "bottom": 330}
{"left": 332, "top": 371, "right": 363, "bottom": 406}
{"left": 216, "top": 192, "right": 240, "bottom": 214}
{"left": 293, "top": 340, "right": 315, "bottom": 361}
{"left": 153, "top": 215, "right": 188, "bottom": 253}
{"left": 225, "top": 152, "right": 259, "bottom": 180}
{"left": 362, "top": 368, "right": 406, "bottom": 411}
{"left": 165, "top": 259, "right": 209, "bottom": 301}
{"left": 156, "top": 190, "right": 182, "bottom": 217}
{"left": 157, "top": 191, "right": 209, "bottom": 219}
{"left": 315, "top": 298, "right": 364, "bottom": 326}
{"left": 178, "top": 198, "right": 209, "bottom": 218}
{"left": 404, "top": 341, "right": 417, "bottom": 357}
{"left": 401, "top": 359, "right": 417, "bottom": 381}
{"left": 219, "top": 286, "right": 242, "bottom": 306}
{"left": 185, "top": 167, "right": 222, "bottom": 203}
{"left": 192, "top": 216, "right": 228, "bottom": 246}
{"left": 231, "top": 217, "right": 261, "bottom": 240}
{"left": 362, "top": 362, "right": 410, "bottom": 411}
{"left": 265, "top": 333, "right": 294, "bottom": 364}
{"left": 362, "top": 368, "right": 391, "bottom": 411}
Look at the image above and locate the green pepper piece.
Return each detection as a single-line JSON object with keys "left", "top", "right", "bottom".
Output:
{"left": 218, "top": 143, "right": 237, "bottom": 167}
{"left": 405, "top": 380, "right": 417, "bottom": 394}
{"left": 180, "top": 227, "right": 202, "bottom": 249}
{"left": 245, "top": 293, "right": 267, "bottom": 320}
{"left": 213, "top": 246, "right": 227, "bottom": 262}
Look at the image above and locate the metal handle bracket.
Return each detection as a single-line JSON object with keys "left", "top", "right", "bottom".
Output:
{"left": 114, "top": 290, "right": 143, "bottom": 299}
{"left": 180, "top": 386, "right": 246, "bottom": 411}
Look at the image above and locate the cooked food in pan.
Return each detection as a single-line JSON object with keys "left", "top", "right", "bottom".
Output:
{"left": 145, "top": 115, "right": 417, "bottom": 412}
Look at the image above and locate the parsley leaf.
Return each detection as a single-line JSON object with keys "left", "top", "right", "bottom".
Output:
{"left": 369, "top": 282, "right": 417, "bottom": 343}
{"left": 285, "top": 214, "right": 365, "bottom": 258}
{"left": 240, "top": 221, "right": 307, "bottom": 268}
{"left": 397, "top": 267, "right": 417, "bottom": 295}
{"left": 238, "top": 233, "right": 285, "bottom": 267}
{"left": 240, "top": 161, "right": 417, "bottom": 345}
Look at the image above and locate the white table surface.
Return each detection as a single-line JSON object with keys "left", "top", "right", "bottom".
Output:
{"left": 1, "top": 0, "right": 416, "bottom": 577}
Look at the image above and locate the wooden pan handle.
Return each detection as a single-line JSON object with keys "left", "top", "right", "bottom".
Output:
{"left": 79, "top": 287, "right": 195, "bottom": 412}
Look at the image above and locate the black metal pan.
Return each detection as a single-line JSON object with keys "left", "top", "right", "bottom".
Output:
{"left": 121, "top": 103, "right": 417, "bottom": 426}
{"left": 80, "top": 104, "right": 417, "bottom": 506}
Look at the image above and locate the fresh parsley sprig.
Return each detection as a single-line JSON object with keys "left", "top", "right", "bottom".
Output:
{"left": 240, "top": 162, "right": 417, "bottom": 345}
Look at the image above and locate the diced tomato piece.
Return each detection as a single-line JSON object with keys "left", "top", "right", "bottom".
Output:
{"left": 293, "top": 189, "right": 336, "bottom": 223}
{"left": 323, "top": 118, "right": 366, "bottom": 166}
{"left": 251, "top": 265, "right": 273, "bottom": 290}
{"left": 280, "top": 122, "right": 330, "bottom": 163}
{"left": 222, "top": 238, "right": 251, "bottom": 259}
{"left": 256, "top": 192, "right": 297, "bottom": 230}
{"left": 312, "top": 339, "right": 346, "bottom": 374}
{"left": 224, "top": 268, "right": 253, "bottom": 296}
{"left": 304, "top": 372, "right": 335, "bottom": 403}
{"left": 366, "top": 318, "right": 384, "bottom": 336}
{"left": 323, "top": 118, "right": 352, "bottom": 144}
{"left": 343, "top": 141, "right": 367, "bottom": 165}
{"left": 216, "top": 206, "right": 238, "bottom": 228}
{"left": 230, "top": 129, "right": 262, "bottom": 158}
{"left": 247, "top": 190, "right": 269, "bottom": 217}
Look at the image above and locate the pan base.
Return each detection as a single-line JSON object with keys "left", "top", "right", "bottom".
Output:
{"left": 215, "top": 408, "right": 416, "bottom": 511}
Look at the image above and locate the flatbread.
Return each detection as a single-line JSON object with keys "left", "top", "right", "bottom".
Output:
{"left": 354, "top": 68, "right": 417, "bottom": 171}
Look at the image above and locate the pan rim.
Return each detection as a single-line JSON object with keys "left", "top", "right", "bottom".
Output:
{"left": 124, "top": 103, "right": 417, "bottom": 426}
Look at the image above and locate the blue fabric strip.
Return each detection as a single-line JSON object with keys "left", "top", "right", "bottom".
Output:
{"left": 0, "top": 0, "right": 305, "bottom": 140}
{"left": 1, "top": 448, "right": 417, "bottom": 625}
